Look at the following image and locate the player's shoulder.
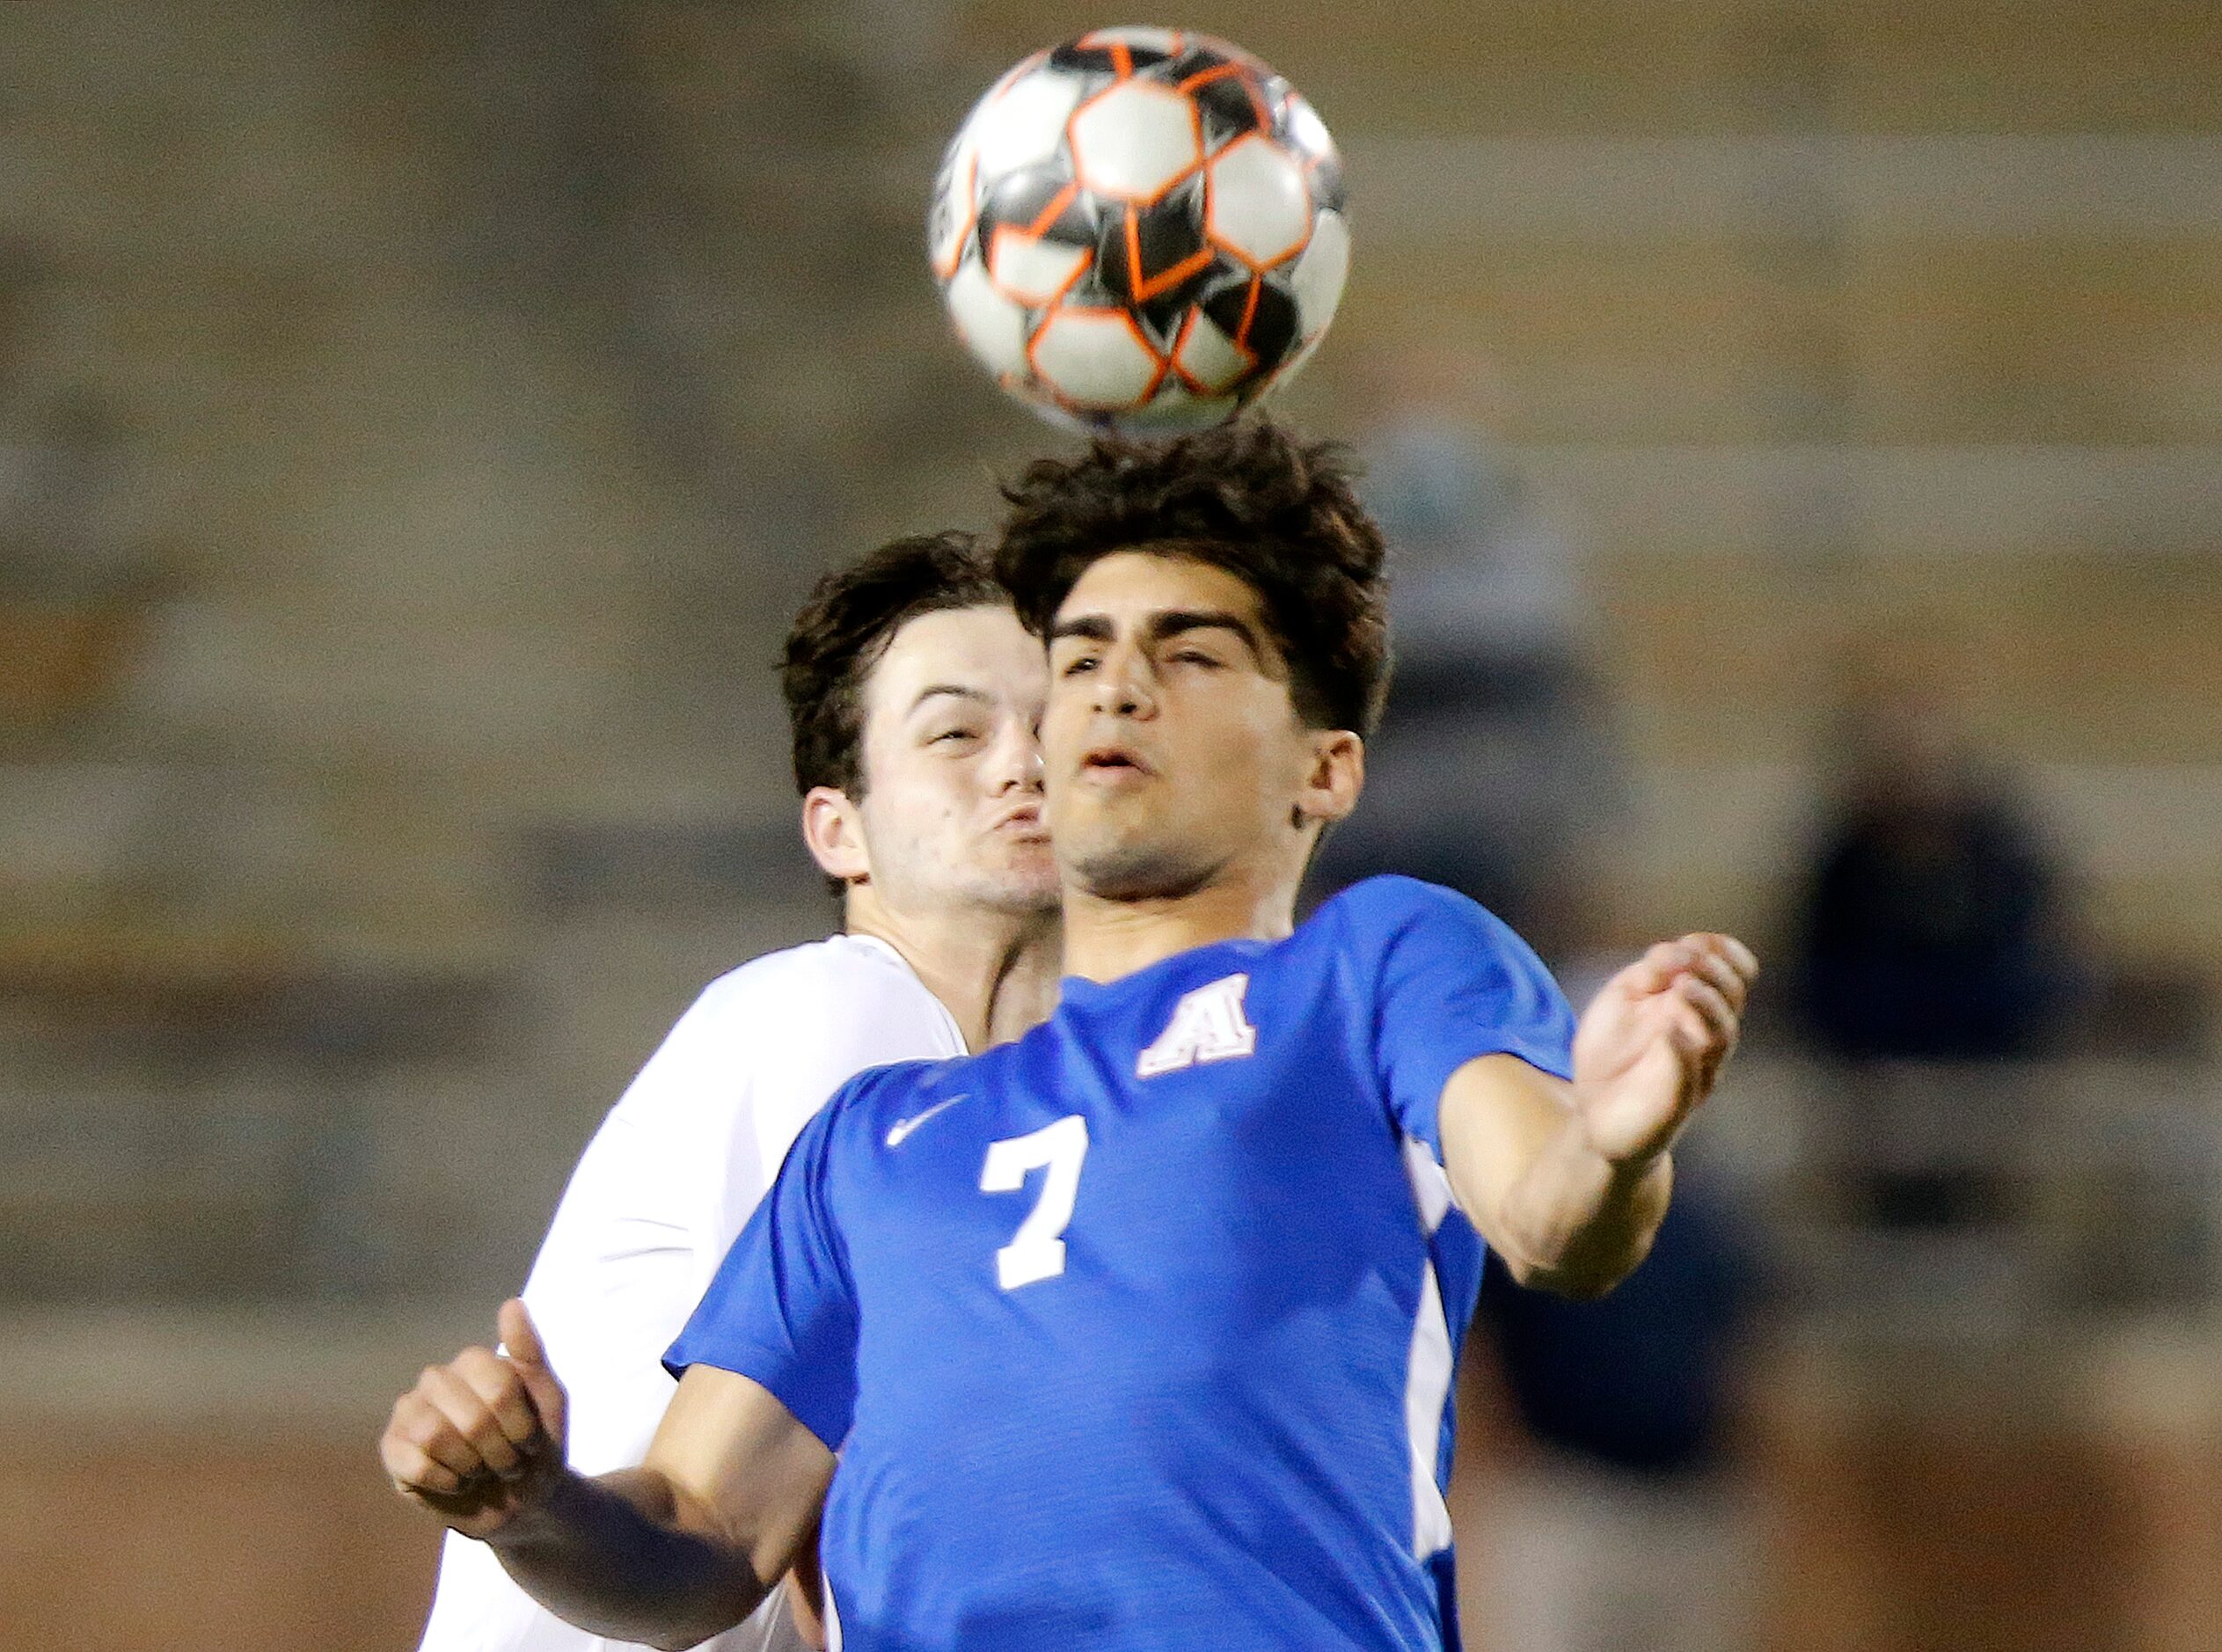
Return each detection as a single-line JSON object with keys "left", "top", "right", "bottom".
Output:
{"left": 1302, "top": 874, "right": 1560, "bottom": 998}
{"left": 676, "top": 932, "right": 954, "bottom": 1050}
{"left": 811, "top": 1052, "right": 974, "bottom": 1152}
{"left": 1307, "top": 874, "right": 1509, "bottom": 948}
{"left": 606, "top": 932, "right": 959, "bottom": 1137}
{"left": 689, "top": 932, "right": 929, "bottom": 1017}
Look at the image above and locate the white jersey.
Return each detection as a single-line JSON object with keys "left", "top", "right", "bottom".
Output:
{"left": 418, "top": 933, "right": 967, "bottom": 1652}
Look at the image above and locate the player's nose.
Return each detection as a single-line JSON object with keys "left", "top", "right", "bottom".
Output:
{"left": 990, "top": 722, "right": 1044, "bottom": 793}
{"left": 1089, "top": 647, "right": 1154, "bottom": 719}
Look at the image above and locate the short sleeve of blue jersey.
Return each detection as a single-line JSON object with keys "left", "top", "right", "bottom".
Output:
{"left": 1334, "top": 875, "right": 1578, "bottom": 1157}
{"left": 663, "top": 1074, "right": 875, "bottom": 1450}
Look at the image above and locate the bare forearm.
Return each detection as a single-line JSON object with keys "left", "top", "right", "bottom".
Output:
{"left": 488, "top": 1466, "right": 770, "bottom": 1651}
{"left": 1494, "top": 1118, "right": 1673, "bottom": 1299}
{"left": 1441, "top": 933, "right": 1754, "bottom": 1299}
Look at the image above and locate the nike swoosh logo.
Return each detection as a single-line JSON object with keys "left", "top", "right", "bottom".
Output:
{"left": 885, "top": 1094, "right": 968, "bottom": 1148}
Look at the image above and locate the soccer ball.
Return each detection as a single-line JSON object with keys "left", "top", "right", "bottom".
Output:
{"left": 928, "top": 26, "right": 1349, "bottom": 434}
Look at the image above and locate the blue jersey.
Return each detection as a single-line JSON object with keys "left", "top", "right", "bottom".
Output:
{"left": 669, "top": 876, "right": 1575, "bottom": 1652}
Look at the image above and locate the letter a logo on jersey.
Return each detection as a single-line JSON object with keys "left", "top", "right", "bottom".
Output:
{"left": 1137, "top": 973, "right": 1258, "bottom": 1078}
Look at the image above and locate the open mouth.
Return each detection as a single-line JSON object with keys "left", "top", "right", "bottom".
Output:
{"left": 1082, "top": 744, "right": 1151, "bottom": 776}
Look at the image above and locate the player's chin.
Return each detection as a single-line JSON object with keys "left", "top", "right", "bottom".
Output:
{"left": 1005, "top": 860, "right": 1064, "bottom": 910}
{"left": 968, "top": 839, "right": 1062, "bottom": 906}
{"left": 1067, "top": 837, "right": 1216, "bottom": 903}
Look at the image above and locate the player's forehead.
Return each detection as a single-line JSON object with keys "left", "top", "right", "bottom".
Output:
{"left": 1051, "top": 551, "right": 1274, "bottom": 647}
{"left": 862, "top": 602, "right": 1042, "bottom": 723}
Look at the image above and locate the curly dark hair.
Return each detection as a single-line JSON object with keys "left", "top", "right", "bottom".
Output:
{"left": 782, "top": 531, "right": 1005, "bottom": 800}
{"left": 992, "top": 419, "right": 1390, "bottom": 735}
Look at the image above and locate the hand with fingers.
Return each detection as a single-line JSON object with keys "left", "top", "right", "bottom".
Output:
{"left": 1572, "top": 933, "right": 1760, "bottom": 1169}
{"left": 381, "top": 1298, "right": 571, "bottom": 1540}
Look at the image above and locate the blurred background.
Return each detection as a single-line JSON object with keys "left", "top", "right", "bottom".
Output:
{"left": 1, "top": 1, "right": 2218, "bottom": 1647}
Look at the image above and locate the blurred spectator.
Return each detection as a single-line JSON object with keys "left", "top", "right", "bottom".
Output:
{"left": 1784, "top": 691, "right": 2079, "bottom": 1237}
{"left": 1309, "top": 348, "right": 1623, "bottom": 955}
{"left": 1788, "top": 693, "right": 2072, "bottom": 1061}
{"left": 1464, "top": 1165, "right": 1760, "bottom": 1652}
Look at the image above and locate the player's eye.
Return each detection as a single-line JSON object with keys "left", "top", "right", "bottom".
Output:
{"left": 1059, "top": 654, "right": 1100, "bottom": 677}
{"left": 1169, "top": 648, "right": 1221, "bottom": 668}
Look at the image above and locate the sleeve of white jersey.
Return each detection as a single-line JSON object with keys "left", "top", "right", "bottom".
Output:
{"left": 413, "top": 939, "right": 962, "bottom": 1652}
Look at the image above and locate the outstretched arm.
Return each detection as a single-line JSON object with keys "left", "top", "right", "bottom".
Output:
{"left": 1440, "top": 933, "right": 1756, "bottom": 1299}
{"left": 381, "top": 1299, "right": 834, "bottom": 1652}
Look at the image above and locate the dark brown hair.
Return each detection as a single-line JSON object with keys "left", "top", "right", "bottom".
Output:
{"left": 782, "top": 531, "right": 1005, "bottom": 799}
{"left": 992, "top": 419, "right": 1390, "bottom": 735}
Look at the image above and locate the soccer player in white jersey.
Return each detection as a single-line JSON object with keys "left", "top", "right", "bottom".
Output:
{"left": 408, "top": 532, "right": 1059, "bottom": 1652}
{"left": 383, "top": 423, "right": 1758, "bottom": 1652}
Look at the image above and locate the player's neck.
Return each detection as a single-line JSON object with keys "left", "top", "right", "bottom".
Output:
{"left": 1060, "top": 869, "right": 1298, "bottom": 985}
{"left": 844, "top": 895, "right": 1062, "bottom": 1054}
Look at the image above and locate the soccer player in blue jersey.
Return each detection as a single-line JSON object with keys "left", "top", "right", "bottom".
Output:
{"left": 383, "top": 420, "right": 1757, "bottom": 1652}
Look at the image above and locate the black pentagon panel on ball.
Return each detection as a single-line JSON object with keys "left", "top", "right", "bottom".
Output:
{"left": 1049, "top": 40, "right": 1173, "bottom": 76}
{"left": 975, "top": 163, "right": 1098, "bottom": 255}
{"left": 1165, "top": 42, "right": 1231, "bottom": 81}
{"left": 1139, "top": 249, "right": 1249, "bottom": 351}
{"left": 1136, "top": 259, "right": 1230, "bottom": 353}
{"left": 1202, "top": 274, "right": 1300, "bottom": 372}
{"left": 1134, "top": 281, "right": 1216, "bottom": 352}
{"left": 1046, "top": 42, "right": 1113, "bottom": 73}
{"left": 1094, "top": 180, "right": 1210, "bottom": 308}
{"left": 1188, "top": 70, "right": 1266, "bottom": 150}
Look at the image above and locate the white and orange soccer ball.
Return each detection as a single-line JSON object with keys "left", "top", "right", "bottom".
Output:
{"left": 928, "top": 26, "right": 1350, "bottom": 433}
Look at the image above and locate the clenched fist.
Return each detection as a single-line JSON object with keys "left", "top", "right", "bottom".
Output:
{"left": 1572, "top": 932, "right": 1758, "bottom": 1167}
{"left": 381, "top": 1298, "right": 569, "bottom": 1539}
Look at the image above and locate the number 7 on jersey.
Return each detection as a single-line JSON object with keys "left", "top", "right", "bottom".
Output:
{"left": 979, "top": 1115, "right": 1089, "bottom": 1290}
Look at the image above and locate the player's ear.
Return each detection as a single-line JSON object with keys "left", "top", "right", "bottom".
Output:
{"left": 801, "top": 786, "right": 872, "bottom": 885}
{"left": 1294, "top": 730, "right": 1363, "bottom": 830}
